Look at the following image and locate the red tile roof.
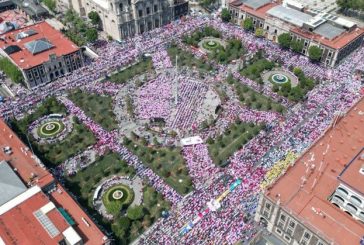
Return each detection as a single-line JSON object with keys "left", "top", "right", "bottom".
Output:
{"left": 0, "top": 190, "right": 69, "bottom": 244}
{"left": 0, "top": 118, "right": 107, "bottom": 244}
{"left": 239, "top": 2, "right": 278, "bottom": 20}
{"left": 266, "top": 98, "right": 364, "bottom": 245}
{"left": 291, "top": 26, "right": 364, "bottom": 50}
{"left": 338, "top": 148, "right": 364, "bottom": 195}
{"left": 49, "top": 184, "right": 108, "bottom": 245}
{"left": 0, "top": 21, "right": 79, "bottom": 69}
{"left": 0, "top": 118, "right": 53, "bottom": 188}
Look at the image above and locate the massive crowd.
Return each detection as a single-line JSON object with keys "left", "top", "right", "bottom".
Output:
{"left": 0, "top": 15, "right": 363, "bottom": 245}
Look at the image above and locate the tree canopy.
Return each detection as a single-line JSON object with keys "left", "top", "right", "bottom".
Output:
{"left": 85, "top": 28, "right": 98, "bottom": 43}
{"left": 290, "top": 40, "right": 304, "bottom": 53}
{"left": 88, "top": 11, "right": 101, "bottom": 26}
{"left": 243, "top": 18, "right": 254, "bottom": 31}
{"left": 337, "top": 0, "right": 364, "bottom": 10}
{"left": 308, "top": 46, "right": 322, "bottom": 62}
{"left": 277, "top": 33, "right": 292, "bottom": 49}
{"left": 0, "top": 58, "right": 23, "bottom": 84}
{"left": 255, "top": 28, "right": 264, "bottom": 37}
{"left": 127, "top": 206, "right": 144, "bottom": 220}
{"left": 43, "top": 0, "right": 56, "bottom": 12}
{"left": 221, "top": 8, "right": 231, "bottom": 22}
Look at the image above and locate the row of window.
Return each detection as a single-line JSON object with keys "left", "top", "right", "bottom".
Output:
{"left": 138, "top": 5, "right": 159, "bottom": 17}
{"left": 278, "top": 212, "right": 325, "bottom": 245}
{"left": 336, "top": 187, "right": 363, "bottom": 205}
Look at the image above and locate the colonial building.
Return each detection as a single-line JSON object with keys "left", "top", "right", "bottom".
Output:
{"left": 0, "top": 21, "right": 84, "bottom": 88}
{"left": 254, "top": 98, "right": 364, "bottom": 245}
{"left": 70, "top": 0, "right": 188, "bottom": 40}
{"left": 229, "top": 0, "right": 364, "bottom": 67}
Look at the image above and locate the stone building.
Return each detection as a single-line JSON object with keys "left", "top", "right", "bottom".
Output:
{"left": 229, "top": 0, "right": 364, "bottom": 67}
{"left": 0, "top": 21, "right": 84, "bottom": 88}
{"left": 70, "top": 0, "right": 188, "bottom": 41}
{"left": 253, "top": 98, "right": 364, "bottom": 245}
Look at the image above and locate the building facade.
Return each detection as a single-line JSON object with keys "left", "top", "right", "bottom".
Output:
{"left": 0, "top": 21, "right": 84, "bottom": 88}
{"left": 253, "top": 98, "right": 364, "bottom": 245}
{"left": 70, "top": 0, "right": 188, "bottom": 40}
{"left": 22, "top": 50, "right": 84, "bottom": 88}
{"left": 255, "top": 195, "right": 329, "bottom": 245}
{"left": 229, "top": 0, "right": 364, "bottom": 67}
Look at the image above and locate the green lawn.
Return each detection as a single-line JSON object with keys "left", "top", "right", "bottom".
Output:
{"left": 208, "top": 38, "right": 246, "bottom": 64}
{"left": 68, "top": 89, "right": 118, "bottom": 131}
{"left": 64, "top": 152, "right": 170, "bottom": 244}
{"left": 240, "top": 58, "right": 275, "bottom": 83}
{"left": 36, "top": 120, "right": 96, "bottom": 165}
{"left": 123, "top": 137, "right": 193, "bottom": 195}
{"left": 10, "top": 97, "right": 96, "bottom": 166}
{"left": 102, "top": 185, "right": 135, "bottom": 216}
{"left": 207, "top": 122, "right": 264, "bottom": 167}
{"left": 109, "top": 58, "right": 153, "bottom": 84}
{"left": 168, "top": 43, "right": 213, "bottom": 72}
{"left": 227, "top": 75, "right": 285, "bottom": 113}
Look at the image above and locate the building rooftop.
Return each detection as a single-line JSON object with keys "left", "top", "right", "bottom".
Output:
{"left": 313, "top": 22, "right": 345, "bottom": 40}
{"left": 49, "top": 184, "right": 108, "bottom": 244}
{"left": 238, "top": 2, "right": 278, "bottom": 20}
{"left": 338, "top": 147, "right": 364, "bottom": 196}
{"left": 0, "top": 10, "right": 28, "bottom": 28}
{"left": 11, "top": 0, "right": 48, "bottom": 17}
{"left": 0, "top": 21, "right": 79, "bottom": 70}
{"left": 266, "top": 5, "right": 313, "bottom": 27}
{"left": 243, "top": 0, "right": 271, "bottom": 10}
{"left": 0, "top": 119, "right": 53, "bottom": 188}
{"left": 291, "top": 26, "right": 364, "bottom": 49}
{"left": 0, "top": 186, "right": 71, "bottom": 244}
{"left": 266, "top": 98, "right": 364, "bottom": 245}
{"left": 0, "top": 161, "right": 27, "bottom": 205}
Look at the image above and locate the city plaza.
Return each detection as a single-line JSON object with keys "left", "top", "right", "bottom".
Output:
{"left": 0, "top": 15, "right": 363, "bottom": 244}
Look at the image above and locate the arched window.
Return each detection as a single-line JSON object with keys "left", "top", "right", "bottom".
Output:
{"left": 260, "top": 217, "right": 268, "bottom": 227}
{"left": 349, "top": 195, "right": 362, "bottom": 206}
{"left": 332, "top": 195, "right": 344, "bottom": 204}
{"left": 336, "top": 187, "right": 348, "bottom": 196}
{"left": 332, "top": 202, "right": 340, "bottom": 208}
{"left": 119, "top": 3, "right": 123, "bottom": 11}
{"left": 358, "top": 212, "right": 364, "bottom": 221}
{"left": 346, "top": 203, "right": 358, "bottom": 214}
{"left": 110, "top": 3, "right": 113, "bottom": 11}
{"left": 128, "top": 0, "right": 131, "bottom": 5}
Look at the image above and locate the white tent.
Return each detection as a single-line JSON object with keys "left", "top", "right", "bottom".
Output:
{"left": 180, "top": 136, "right": 203, "bottom": 146}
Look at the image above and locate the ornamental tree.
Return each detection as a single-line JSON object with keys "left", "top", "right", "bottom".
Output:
{"left": 277, "top": 33, "right": 292, "bottom": 49}
{"left": 308, "top": 46, "right": 323, "bottom": 62}
{"left": 221, "top": 8, "right": 231, "bottom": 22}
{"left": 243, "top": 18, "right": 254, "bottom": 31}
{"left": 290, "top": 40, "right": 304, "bottom": 53}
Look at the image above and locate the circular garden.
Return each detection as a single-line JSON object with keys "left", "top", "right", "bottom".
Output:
{"left": 38, "top": 121, "right": 65, "bottom": 138}
{"left": 199, "top": 37, "right": 226, "bottom": 53}
{"left": 270, "top": 74, "right": 289, "bottom": 84}
{"left": 102, "top": 185, "right": 135, "bottom": 215}
{"left": 202, "top": 40, "right": 219, "bottom": 50}
{"left": 262, "top": 70, "right": 299, "bottom": 88}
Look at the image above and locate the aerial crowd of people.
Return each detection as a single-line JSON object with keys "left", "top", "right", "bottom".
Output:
{"left": 0, "top": 15, "right": 363, "bottom": 244}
